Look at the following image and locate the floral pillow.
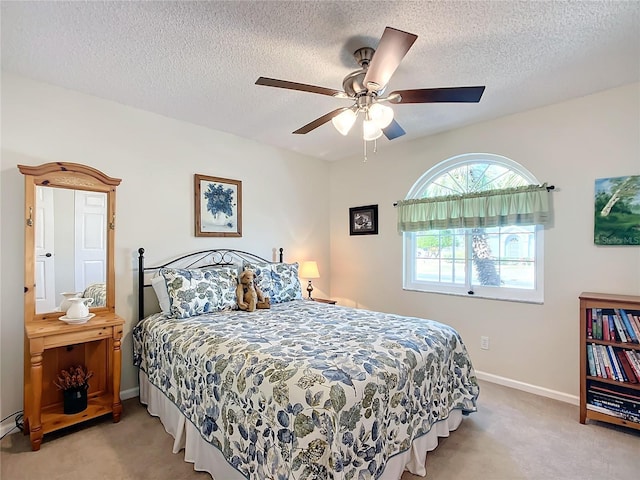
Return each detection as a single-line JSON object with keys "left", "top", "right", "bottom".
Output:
{"left": 271, "top": 262, "right": 303, "bottom": 303}
{"left": 243, "top": 262, "right": 274, "bottom": 299}
{"left": 160, "top": 267, "right": 238, "bottom": 319}
{"left": 244, "top": 261, "right": 302, "bottom": 304}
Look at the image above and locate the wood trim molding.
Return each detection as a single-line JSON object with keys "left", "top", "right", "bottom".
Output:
{"left": 18, "top": 162, "right": 122, "bottom": 187}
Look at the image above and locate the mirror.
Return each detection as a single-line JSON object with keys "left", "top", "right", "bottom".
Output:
{"left": 35, "top": 186, "right": 108, "bottom": 314}
{"left": 19, "top": 162, "right": 121, "bottom": 320}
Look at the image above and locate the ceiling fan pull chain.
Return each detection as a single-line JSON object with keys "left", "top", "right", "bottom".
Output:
{"left": 363, "top": 138, "right": 368, "bottom": 163}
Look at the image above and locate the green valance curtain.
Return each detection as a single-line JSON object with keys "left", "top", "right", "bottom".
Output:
{"left": 396, "top": 183, "right": 552, "bottom": 232}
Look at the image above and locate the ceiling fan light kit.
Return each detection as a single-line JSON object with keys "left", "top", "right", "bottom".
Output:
{"left": 256, "top": 26, "right": 485, "bottom": 157}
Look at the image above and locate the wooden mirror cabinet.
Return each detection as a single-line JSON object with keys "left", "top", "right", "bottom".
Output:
{"left": 19, "top": 162, "right": 124, "bottom": 451}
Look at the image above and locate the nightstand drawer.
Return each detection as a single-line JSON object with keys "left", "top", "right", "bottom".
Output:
{"left": 43, "top": 326, "right": 112, "bottom": 349}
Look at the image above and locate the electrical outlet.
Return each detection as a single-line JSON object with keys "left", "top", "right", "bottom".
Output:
{"left": 480, "top": 336, "right": 490, "bottom": 350}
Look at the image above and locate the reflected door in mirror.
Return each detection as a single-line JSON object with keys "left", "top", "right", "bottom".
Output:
{"left": 35, "top": 186, "right": 107, "bottom": 314}
{"left": 35, "top": 187, "right": 55, "bottom": 311}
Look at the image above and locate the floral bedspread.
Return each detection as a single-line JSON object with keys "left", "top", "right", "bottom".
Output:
{"left": 133, "top": 300, "right": 479, "bottom": 480}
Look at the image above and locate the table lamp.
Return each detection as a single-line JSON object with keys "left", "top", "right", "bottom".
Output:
{"left": 299, "top": 261, "right": 320, "bottom": 299}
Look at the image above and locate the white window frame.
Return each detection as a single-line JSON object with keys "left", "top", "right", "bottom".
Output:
{"left": 402, "top": 153, "right": 545, "bottom": 304}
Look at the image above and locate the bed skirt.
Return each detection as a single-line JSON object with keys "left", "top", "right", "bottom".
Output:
{"left": 139, "top": 370, "right": 463, "bottom": 479}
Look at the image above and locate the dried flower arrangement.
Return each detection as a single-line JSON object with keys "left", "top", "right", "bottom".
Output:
{"left": 54, "top": 365, "right": 93, "bottom": 391}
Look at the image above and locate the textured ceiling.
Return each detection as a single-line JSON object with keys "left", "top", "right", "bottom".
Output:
{"left": 2, "top": 1, "right": 639, "bottom": 161}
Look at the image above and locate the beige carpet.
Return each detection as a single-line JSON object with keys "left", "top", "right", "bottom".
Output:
{"left": 2, "top": 380, "right": 639, "bottom": 480}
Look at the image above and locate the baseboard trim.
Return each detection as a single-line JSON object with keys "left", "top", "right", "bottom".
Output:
{"left": 121, "top": 386, "right": 140, "bottom": 400}
{"left": 1, "top": 422, "right": 20, "bottom": 439}
{"left": 476, "top": 370, "right": 579, "bottom": 406}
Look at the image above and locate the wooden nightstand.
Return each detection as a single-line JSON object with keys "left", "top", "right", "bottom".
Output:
{"left": 24, "top": 313, "right": 124, "bottom": 450}
{"left": 310, "top": 298, "right": 337, "bottom": 305}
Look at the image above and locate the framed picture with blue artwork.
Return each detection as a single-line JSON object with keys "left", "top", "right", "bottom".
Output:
{"left": 195, "top": 174, "right": 242, "bottom": 237}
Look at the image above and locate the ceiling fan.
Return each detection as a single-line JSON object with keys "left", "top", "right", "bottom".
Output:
{"left": 256, "top": 26, "right": 485, "bottom": 142}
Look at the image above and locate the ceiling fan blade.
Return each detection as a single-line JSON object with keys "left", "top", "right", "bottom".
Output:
{"left": 388, "top": 86, "right": 486, "bottom": 104}
{"left": 363, "top": 27, "right": 418, "bottom": 91}
{"left": 293, "top": 107, "right": 349, "bottom": 134}
{"left": 383, "top": 119, "right": 406, "bottom": 140}
{"left": 256, "top": 77, "right": 347, "bottom": 97}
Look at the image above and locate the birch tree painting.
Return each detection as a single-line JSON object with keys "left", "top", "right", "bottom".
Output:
{"left": 594, "top": 175, "right": 640, "bottom": 245}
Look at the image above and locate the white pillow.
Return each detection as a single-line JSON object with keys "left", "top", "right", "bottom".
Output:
{"left": 151, "top": 275, "right": 170, "bottom": 314}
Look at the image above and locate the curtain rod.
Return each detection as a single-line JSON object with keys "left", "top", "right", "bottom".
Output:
{"left": 392, "top": 185, "right": 555, "bottom": 207}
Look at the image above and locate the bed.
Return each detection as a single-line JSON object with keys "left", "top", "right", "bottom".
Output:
{"left": 133, "top": 248, "right": 479, "bottom": 479}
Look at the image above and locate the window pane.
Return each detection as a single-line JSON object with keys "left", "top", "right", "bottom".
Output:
{"left": 424, "top": 163, "right": 531, "bottom": 198}
{"left": 498, "top": 260, "right": 535, "bottom": 289}
{"left": 414, "top": 230, "right": 467, "bottom": 284}
{"left": 469, "top": 226, "right": 536, "bottom": 289}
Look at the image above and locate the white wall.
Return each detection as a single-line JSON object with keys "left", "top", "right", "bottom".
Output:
{"left": 0, "top": 74, "right": 331, "bottom": 420}
{"left": 329, "top": 83, "right": 640, "bottom": 400}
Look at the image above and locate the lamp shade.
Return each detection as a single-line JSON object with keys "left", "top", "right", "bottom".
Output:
{"left": 362, "top": 118, "right": 383, "bottom": 141}
{"left": 331, "top": 109, "right": 357, "bottom": 136}
{"left": 369, "top": 103, "right": 394, "bottom": 129}
{"left": 299, "top": 261, "right": 320, "bottom": 279}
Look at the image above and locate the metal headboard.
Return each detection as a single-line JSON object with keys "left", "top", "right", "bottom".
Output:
{"left": 137, "top": 247, "right": 283, "bottom": 320}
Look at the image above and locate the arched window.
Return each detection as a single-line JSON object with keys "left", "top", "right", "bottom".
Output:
{"left": 402, "top": 153, "right": 545, "bottom": 303}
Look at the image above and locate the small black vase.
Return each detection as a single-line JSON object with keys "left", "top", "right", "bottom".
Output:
{"left": 63, "top": 384, "right": 88, "bottom": 414}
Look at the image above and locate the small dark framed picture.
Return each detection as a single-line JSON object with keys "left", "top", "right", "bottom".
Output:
{"left": 349, "top": 204, "right": 378, "bottom": 236}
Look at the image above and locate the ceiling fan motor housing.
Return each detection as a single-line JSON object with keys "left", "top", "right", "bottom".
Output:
{"left": 342, "top": 47, "right": 385, "bottom": 97}
{"left": 353, "top": 47, "right": 375, "bottom": 67}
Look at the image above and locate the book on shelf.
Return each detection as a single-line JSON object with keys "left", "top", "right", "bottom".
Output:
{"left": 594, "top": 308, "right": 602, "bottom": 340}
{"left": 587, "top": 399, "right": 640, "bottom": 422}
{"left": 602, "top": 315, "right": 611, "bottom": 341}
{"left": 633, "top": 314, "right": 640, "bottom": 335}
{"left": 606, "top": 345, "right": 624, "bottom": 382}
{"left": 587, "top": 391, "right": 640, "bottom": 413}
{"left": 589, "top": 344, "right": 640, "bottom": 384}
{"left": 627, "top": 311, "right": 640, "bottom": 342}
{"left": 588, "top": 400, "right": 640, "bottom": 416}
{"left": 587, "top": 386, "right": 640, "bottom": 414}
{"left": 611, "top": 311, "right": 628, "bottom": 343}
{"left": 586, "top": 344, "right": 597, "bottom": 377}
{"left": 615, "top": 309, "right": 638, "bottom": 343}
{"left": 626, "top": 350, "right": 640, "bottom": 380}
{"left": 600, "top": 344, "right": 614, "bottom": 379}
{"left": 586, "top": 403, "right": 640, "bottom": 423}
{"left": 587, "top": 308, "right": 593, "bottom": 339}
{"left": 615, "top": 350, "right": 638, "bottom": 383}
{"left": 591, "top": 343, "right": 602, "bottom": 377}
{"left": 607, "top": 314, "right": 617, "bottom": 342}
{"left": 588, "top": 383, "right": 640, "bottom": 403}
{"left": 594, "top": 344, "right": 608, "bottom": 379}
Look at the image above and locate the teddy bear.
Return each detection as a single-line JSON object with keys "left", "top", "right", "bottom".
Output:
{"left": 236, "top": 269, "right": 270, "bottom": 312}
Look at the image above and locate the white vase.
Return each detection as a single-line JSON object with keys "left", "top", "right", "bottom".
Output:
{"left": 66, "top": 297, "right": 94, "bottom": 319}
{"left": 59, "top": 292, "right": 80, "bottom": 312}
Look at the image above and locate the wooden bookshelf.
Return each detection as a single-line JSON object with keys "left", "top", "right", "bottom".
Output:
{"left": 579, "top": 292, "right": 640, "bottom": 431}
